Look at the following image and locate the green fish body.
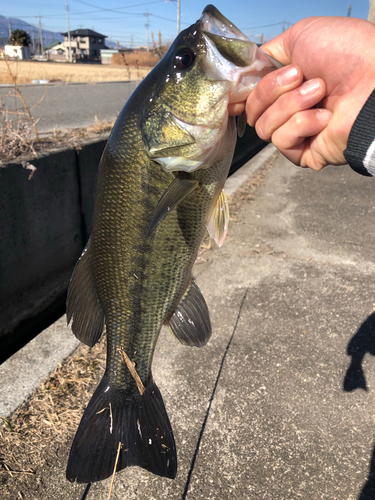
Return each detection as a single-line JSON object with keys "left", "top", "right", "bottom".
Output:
{"left": 66, "top": 5, "right": 280, "bottom": 484}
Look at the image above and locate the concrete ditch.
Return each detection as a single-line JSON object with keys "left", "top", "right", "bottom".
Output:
{"left": 0, "top": 135, "right": 108, "bottom": 353}
{"left": 0, "top": 126, "right": 266, "bottom": 360}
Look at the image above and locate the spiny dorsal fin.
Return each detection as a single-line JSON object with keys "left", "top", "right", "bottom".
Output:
{"left": 167, "top": 277, "right": 211, "bottom": 347}
{"left": 66, "top": 239, "right": 105, "bottom": 347}
{"left": 206, "top": 188, "right": 229, "bottom": 247}
{"left": 146, "top": 176, "right": 199, "bottom": 237}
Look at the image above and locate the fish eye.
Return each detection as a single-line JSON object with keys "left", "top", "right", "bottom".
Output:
{"left": 174, "top": 48, "right": 195, "bottom": 70}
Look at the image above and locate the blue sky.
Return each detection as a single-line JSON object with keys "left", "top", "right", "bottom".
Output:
{"left": 0, "top": 0, "right": 371, "bottom": 48}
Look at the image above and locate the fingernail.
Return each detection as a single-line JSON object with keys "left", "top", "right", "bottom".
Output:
{"left": 317, "top": 109, "right": 332, "bottom": 123}
{"left": 276, "top": 66, "right": 299, "bottom": 86}
{"left": 300, "top": 79, "right": 320, "bottom": 96}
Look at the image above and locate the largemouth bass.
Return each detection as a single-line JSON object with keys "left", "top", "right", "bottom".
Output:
{"left": 66, "top": 5, "right": 281, "bottom": 484}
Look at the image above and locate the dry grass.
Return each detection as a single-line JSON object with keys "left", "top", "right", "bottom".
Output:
{"left": 0, "top": 113, "right": 115, "bottom": 165}
{"left": 0, "top": 60, "right": 152, "bottom": 85}
{"left": 0, "top": 338, "right": 106, "bottom": 499}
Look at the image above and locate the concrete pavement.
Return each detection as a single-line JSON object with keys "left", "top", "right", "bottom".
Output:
{"left": 2, "top": 146, "right": 375, "bottom": 499}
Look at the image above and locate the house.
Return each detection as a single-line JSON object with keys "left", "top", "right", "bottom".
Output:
{"left": 3, "top": 45, "right": 31, "bottom": 60}
{"left": 44, "top": 41, "right": 66, "bottom": 60}
{"left": 61, "top": 29, "right": 107, "bottom": 61}
{"left": 45, "top": 40, "right": 65, "bottom": 55}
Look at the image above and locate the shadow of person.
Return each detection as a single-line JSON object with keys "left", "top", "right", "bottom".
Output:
{"left": 343, "top": 311, "right": 375, "bottom": 392}
{"left": 359, "top": 442, "right": 375, "bottom": 499}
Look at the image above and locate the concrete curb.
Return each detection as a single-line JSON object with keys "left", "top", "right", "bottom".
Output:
{"left": 0, "top": 145, "right": 276, "bottom": 421}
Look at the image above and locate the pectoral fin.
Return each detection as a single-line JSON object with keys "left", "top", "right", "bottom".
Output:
{"left": 206, "top": 188, "right": 229, "bottom": 247}
{"left": 146, "top": 176, "right": 199, "bottom": 237}
{"left": 167, "top": 277, "right": 211, "bottom": 347}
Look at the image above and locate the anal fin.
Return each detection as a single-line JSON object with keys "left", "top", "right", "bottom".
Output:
{"left": 167, "top": 277, "right": 211, "bottom": 347}
{"left": 206, "top": 188, "right": 229, "bottom": 248}
{"left": 66, "top": 238, "right": 105, "bottom": 347}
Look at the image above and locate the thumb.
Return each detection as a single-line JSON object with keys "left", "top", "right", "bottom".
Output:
{"left": 260, "top": 30, "right": 292, "bottom": 66}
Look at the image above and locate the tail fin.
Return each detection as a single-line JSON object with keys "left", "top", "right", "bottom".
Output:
{"left": 66, "top": 375, "right": 177, "bottom": 483}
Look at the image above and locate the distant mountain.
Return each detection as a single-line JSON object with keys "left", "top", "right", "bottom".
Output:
{"left": 0, "top": 15, "right": 63, "bottom": 48}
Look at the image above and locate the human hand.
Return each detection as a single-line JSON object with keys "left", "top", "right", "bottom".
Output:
{"left": 229, "top": 17, "right": 375, "bottom": 170}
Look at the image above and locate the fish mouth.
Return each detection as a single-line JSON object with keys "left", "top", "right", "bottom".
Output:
{"left": 201, "top": 5, "right": 249, "bottom": 42}
{"left": 199, "top": 4, "right": 282, "bottom": 99}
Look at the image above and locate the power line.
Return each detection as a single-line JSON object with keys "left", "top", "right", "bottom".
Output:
{"left": 72, "top": 0, "right": 165, "bottom": 13}
{"left": 242, "top": 21, "right": 286, "bottom": 30}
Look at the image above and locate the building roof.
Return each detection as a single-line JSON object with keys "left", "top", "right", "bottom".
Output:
{"left": 45, "top": 40, "right": 61, "bottom": 50}
{"left": 47, "top": 42, "right": 66, "bottom": 51}
{"left": 61, "top": 29, "right": 106, "bottom": 38}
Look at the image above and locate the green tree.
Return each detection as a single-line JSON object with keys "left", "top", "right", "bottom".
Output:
{"left": 9, "top": 29, "right": 31, "bottom": 47}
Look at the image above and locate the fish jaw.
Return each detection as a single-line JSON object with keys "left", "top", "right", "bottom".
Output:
{"left": 200, "top": 5, "right": 283, "bottom": 103}
{"left": 140, "top": 5, "right": 281, "bottom": 174}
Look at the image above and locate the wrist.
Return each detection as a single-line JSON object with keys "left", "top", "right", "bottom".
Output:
{"left": 344, "top": 88, "right": 375, "bottom": 176}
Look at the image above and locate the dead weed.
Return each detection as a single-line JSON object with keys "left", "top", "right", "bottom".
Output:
{"left": 0, "top": 338, "right": 106, "bottom": 497}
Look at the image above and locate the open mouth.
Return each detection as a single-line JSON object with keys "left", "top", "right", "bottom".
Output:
{"left": 199, "top": 4, "right": 282, "bottom": 101}
{"left": 200, "top": 4, "right": 249, "bottom": 41}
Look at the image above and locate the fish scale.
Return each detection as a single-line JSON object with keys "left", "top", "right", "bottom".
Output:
{"left": 65, "top": 4, "right": 281, "bottom": 485}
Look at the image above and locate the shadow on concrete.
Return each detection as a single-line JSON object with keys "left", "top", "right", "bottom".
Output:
{"left": 358, "top": 441, "right": 375, "bottom": 499}
{"left": 343, "top": 312, "right": 375, "bottom": 392}
{"left": 344, "top": 314, "right": 375, "bottom": 498}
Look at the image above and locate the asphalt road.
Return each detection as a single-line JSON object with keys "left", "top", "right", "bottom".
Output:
{"left": 0, "top": 80, "right": 140, "bottom": 133}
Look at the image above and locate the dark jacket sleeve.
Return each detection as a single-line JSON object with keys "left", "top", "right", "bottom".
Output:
{"left": 344, "top": 88, "right": 375, "bottom": 176}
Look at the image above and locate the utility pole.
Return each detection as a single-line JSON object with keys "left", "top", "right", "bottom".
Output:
{"left": 31, "top": 28, "right": 35, "bottom": 53}
{"left": 347, "top": 5, "right": 352, "bottom": 16}
{"left": 177, "top": 0, "right": 180, "bottom": 35}
{"left": 65, "top": 0, "right": 72, "bottom": 62}
{"left": 38, "top": 14, "right": 42, "bottom": 56}
{"left": 145, "top": 10, "right": 150, "bottom": 50}
{"left": 8, "top": 22, "right": 11, "bottom": 40}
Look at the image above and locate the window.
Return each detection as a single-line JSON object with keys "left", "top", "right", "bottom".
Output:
{"left": 91, "top": 37, "right": 95, "bottom": 43}
{"left": 98, "top": 38, "right": 103, "bottom": 44}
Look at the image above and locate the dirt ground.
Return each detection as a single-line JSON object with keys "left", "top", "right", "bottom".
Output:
{"left": 0, "top": 60, "right": 152, "bottom": 85}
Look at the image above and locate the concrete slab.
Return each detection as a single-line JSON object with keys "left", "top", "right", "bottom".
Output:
{"left": 3, "top": 151, "right": 375, "bottom": 500}
{"left": 0, "top": 317, "right": 79, "bottom": 418}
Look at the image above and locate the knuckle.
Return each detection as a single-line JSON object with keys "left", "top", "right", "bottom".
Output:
{"left": 255, "top": 121, "right": 271, "bottom": 142}
{"left": 254, "top": 73, "right": 278, "bottom": 104}
{"left": 291, "top": 112, "right": 305, "bottom": 128}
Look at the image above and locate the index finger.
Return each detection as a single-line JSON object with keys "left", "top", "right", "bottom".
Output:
{"left": 246, "top": 65, "right": 303, "bottom": 127}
